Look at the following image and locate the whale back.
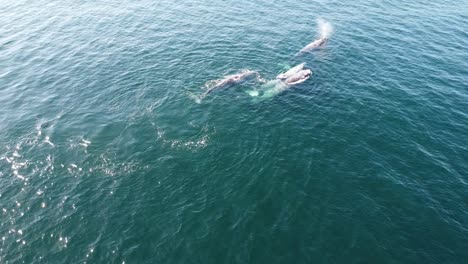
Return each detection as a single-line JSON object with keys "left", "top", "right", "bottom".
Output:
{"left": 299, "top": 38, "right": 327, "bottom": 53}
{"left": 200, "top": 70, "right": 258, "bottom": 99}
{"left": 276, "top": 63, "right": 306, "bottom": 79}
{"left": 285, "top": 69, "right": 312, "bottom": 85}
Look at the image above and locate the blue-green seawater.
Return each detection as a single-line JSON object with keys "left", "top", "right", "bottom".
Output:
{"left": 1, "top": 0, "right": 467, "bottom": 263}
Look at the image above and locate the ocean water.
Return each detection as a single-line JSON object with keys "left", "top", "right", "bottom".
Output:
{"left": 1, "top": 0, "right": 467, "bottom": 263}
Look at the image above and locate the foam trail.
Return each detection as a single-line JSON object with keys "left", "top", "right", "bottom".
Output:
{"left": 317, "top": 18, "right": 333, "bottom": 39}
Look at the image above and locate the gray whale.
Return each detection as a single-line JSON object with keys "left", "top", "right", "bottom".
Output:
{"left": 297, "top": 38, "right": 328, "bottom": 55}
{"left": 201, "top": 70, "right": 259, "bottom": 99}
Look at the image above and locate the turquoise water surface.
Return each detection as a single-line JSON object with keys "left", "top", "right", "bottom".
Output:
{"left": 1, "top": 0, "right": 467, "bottom": 263}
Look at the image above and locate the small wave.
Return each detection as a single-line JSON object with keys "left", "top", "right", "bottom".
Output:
{"left": 169, "top": 135, "right": 209, "bottom": 150}
{"left": 156, "top": 126, "right": 212, "bottom": 151}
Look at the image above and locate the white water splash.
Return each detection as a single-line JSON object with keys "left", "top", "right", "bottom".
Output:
{"left": 44, "top": 136, "right": 54, "bottom": 147}
{"left": 317, "top": 18, "right": 333, "bottom": 39}
{"left": 247, "top": 80, "right": 288, "bottom": 100}
{"left": 79, "top": 138, "right": 91, "bottom": 148}
{"left": 246, "top": 90, "right": 260, "bottom": 97}
{"left": 187, "top": 91, "right": 202, "bottom": 104}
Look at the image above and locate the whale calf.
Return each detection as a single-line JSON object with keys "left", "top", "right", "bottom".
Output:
{"left": 200, "top": 70, "right": 259, "bottom": 99}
